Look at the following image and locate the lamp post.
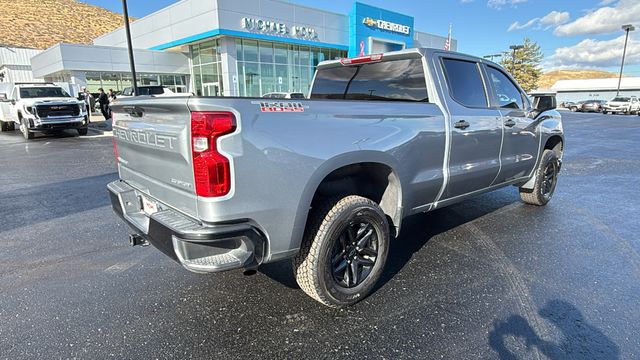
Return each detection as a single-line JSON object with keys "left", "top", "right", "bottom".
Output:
{"left": 483, "top": 53, "right": 503, "bottom": 61}
{"left": 616, "top": 24, "right": 635, "bottom": 96}
{"left": 509, "top": 45, "right": 524, "bottom": 75}
{"left": 122, "top": 0, "right": 138, "bottom": 96}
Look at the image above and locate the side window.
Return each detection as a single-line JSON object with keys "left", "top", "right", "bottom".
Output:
{"left": 10, "top": 87, "right": 17, "bottom": 100}
{"left": 441, "top": 58, "right": 488, "bottom": 108}
{"left": 486, "top": 66, "right": 525, "bottom": 109}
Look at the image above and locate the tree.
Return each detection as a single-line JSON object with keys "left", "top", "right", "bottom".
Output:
{"left": 500, "top": 38, "right": 543, "bottom": 92}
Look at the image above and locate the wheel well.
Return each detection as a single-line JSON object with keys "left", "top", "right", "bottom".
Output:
{"left": 311, "top": 163, "right": 402, "bottom": 236}
{"left": 544, "top": 136, "right": 563, "bottom": 158}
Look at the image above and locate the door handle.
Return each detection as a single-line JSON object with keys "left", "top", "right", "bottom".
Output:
{"left": 504, "top": 118, "right": 516, "bottom": 128}
{"left": 454, "top": 120, "right": 470, "bottom": 130}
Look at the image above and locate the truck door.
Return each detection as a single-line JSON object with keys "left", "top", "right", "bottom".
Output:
{"left": 484, "top": 65, "right": 540, "bottom": 183}
{"left": 439, "top": 56, "right": 502, "bottom": 199}
{"left": 8, "top": 87, "right": 18, "bottom": 123}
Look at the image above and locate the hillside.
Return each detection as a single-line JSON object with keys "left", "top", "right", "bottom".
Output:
{"left": 0, "top": 0, "right": 127, "bottom": 50}
{"left": 538, "top": 70, "right": 620, "bottom": 89}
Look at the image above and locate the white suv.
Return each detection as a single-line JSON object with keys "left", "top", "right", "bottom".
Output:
{"left": 603, "top": 96, "right": 640, "bottom": 115}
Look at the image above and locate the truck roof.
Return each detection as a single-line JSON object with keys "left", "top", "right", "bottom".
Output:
{"left": 316, "top": 47, "right": 503, "bottom": 70}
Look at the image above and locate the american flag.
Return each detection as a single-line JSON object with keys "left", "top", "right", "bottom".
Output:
{"left": 444, "top": 23, "right": 452, "bottom": 51}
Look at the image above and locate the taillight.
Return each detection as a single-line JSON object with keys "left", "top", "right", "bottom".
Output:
{"left": 112, "top": 113, "right": 119, "bottom": 163}
{"left": 339, "top": 53, "right": 383, "bottom": 65}
{"left": 191, "top": 111, "right": 236, "bottom": 197}
{"left": 112, "top": 136, "right": 118, "bottom": 162}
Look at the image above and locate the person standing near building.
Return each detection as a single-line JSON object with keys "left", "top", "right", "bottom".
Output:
{"left": 97, "top": 88, "right": 110, "bottom": 120}
{"left": 80, "top": 87, "right": 93, "bottom": 122}
{"left": 107, "top": 89, "right": 117, "bottom": 119}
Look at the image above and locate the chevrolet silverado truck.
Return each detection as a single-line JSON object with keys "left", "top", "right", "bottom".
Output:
{"left": 0, "top": 83, "right": 88, "bottom": 139}
{"left": 108, "top": 48, "right": 563, "bottom": 307}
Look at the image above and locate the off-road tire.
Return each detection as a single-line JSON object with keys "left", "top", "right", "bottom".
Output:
{"left": 520, "top": 149, "right": 559, "bottom": 206}
{"left": 78, "top": 128, "right": 88, "bottom": 136}
{"left": 293, "top": 195, "right": 390, "bottom": 308}
{"left": 0, "top": 120, "right": 9, "bottom": 132}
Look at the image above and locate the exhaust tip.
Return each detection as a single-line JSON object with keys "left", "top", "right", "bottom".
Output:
{"left": 243, "top": 269, "right": 257, "bottom": 276}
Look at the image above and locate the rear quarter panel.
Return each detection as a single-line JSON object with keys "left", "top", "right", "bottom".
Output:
{"left": 189, "top": 97, "right": 446, "bottom": 261}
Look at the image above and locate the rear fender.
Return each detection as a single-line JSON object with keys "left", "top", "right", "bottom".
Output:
{"left": 289, "top": 151, "right": 403, "bottom": 251}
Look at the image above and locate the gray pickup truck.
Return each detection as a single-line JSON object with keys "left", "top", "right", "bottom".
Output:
{"left": 108, "top": 48, "right": 563, "bottom": 307}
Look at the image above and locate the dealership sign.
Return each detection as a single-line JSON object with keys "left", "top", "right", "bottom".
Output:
{"left": 241, "top": 18, "right": 318, "bottom": 40}
{"left": 362, "top": 17, "right": 410, "bottom": 35}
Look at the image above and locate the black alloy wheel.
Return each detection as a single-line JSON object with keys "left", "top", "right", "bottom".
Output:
{"left": 540, "top": 157, "right": 558, "bottom": 200}
{"left": 330, "top": 220, "right": 379, "bottom": 288}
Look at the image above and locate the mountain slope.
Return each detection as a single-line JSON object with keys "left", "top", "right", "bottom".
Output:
{"left": 539, "top": 70, "right": 620, "bottom": 89}
{"left": 0, "top": 0, "right": 127, "bottom": 50}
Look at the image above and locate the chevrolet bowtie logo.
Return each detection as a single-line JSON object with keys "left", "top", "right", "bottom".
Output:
{"left": 362, "top": 17, "right": 377, "bottom": 27}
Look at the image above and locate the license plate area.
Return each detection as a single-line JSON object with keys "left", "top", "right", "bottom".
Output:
{"left": 141, "top": 195, "right": 158, "bottom": 215}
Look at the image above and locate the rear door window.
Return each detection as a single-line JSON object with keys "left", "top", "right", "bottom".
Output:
{"left": 486, "top": 66, "right": 525, "bottom": 109}
{"left": 441, "top": 58, "right": 488, "bottom": 108}
{"left": 310, "top": 58, "right": 428, "bottom": 102}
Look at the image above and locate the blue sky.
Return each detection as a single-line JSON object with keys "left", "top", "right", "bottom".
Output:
{"left": 83, "top": 0, "right": 640, "bottom": 75}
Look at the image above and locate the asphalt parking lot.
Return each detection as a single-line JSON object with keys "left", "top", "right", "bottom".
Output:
{"left": 1, "top": 111, "right": 638, "bottom": 359}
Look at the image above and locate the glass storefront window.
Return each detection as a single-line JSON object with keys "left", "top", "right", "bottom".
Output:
{"left": 234, "top": 38, "right": 347, "bottom": 97}
{"left": 299, "top": 46, "right": 310, "bottom": 66}
{"left": 190, "top": 39, "right": 224, "bottom": 96}
{"left": 244, "top": 62, "right": 260, "bottom": 97}
{"left": 244, "top": 40, "right": 258, "bottom": 62}
{"left": 274, "top": 44, "right": 288, "bottom": 64}
{"left": 236, "top": 39, "right": 243, "bottom": 61}
{"left": 139, "top": 74, "right": 159, "bottom": 86}
{"left": 193, "top": 66, "right": 202, "bottom": 96}
{"left": 85, "top": 72, "right": 101, "bottom": 92}
{"left": 259, "top": 42, "right": 273, "bottom": 63}
{"left": 199, "top": 40, "right": 216, "bottom": 64}
{"left": 191, "top": 44, "right": 201, "bottom": 66}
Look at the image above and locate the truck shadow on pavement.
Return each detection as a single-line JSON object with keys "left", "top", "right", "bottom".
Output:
{"left": 489, "top": 299, "right": 620, "bottom": 360}
{"left": 0, "top": 172, "right": 118, "bottom": 233}
{"left": 260, "top": 189, "right": 520, "bottom": 290}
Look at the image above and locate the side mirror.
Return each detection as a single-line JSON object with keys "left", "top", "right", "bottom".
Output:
{"left": 533, "top": 95, "right": 556, "bottom": 113}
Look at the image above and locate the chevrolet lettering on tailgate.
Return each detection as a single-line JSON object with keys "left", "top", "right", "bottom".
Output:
{"left": 114, "top": 127, "right": 177, "bottom": 150}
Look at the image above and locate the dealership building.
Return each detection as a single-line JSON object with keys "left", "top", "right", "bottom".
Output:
{"left": 550, "top": 77, "right": 640, "bottom": 103}
{"left": 28, "top": 0, "right": 455, "bottom": 97}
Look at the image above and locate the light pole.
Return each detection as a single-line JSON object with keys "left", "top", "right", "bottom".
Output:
{"left": 122, "top": 0, "right": 138, "bottom": 96}
{"left": 509, "top": 45, "right": 524, "bottom": 75}
{"left": 616, "top": 24, "right": 635, "bottom": 96}
{"left": 483, "top": 53, "right": 503, "bottom": 62}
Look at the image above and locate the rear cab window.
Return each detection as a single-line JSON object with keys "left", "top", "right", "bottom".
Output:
{"left": 441, "top": 58, "right": 488, "bottom": 108}
{"left": 310, "top": 57, "right": 428, "bottom": 102}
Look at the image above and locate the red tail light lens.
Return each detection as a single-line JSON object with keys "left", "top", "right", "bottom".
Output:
{"left": 191, "top": 111, "right": 236, "bottom": 197}
{"left": 112, "top": 136, "right": 118, "bottom": 162}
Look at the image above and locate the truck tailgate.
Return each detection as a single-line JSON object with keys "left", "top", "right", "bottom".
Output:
{"left": 111, "top": 97, "right": 197, "bottom": 217}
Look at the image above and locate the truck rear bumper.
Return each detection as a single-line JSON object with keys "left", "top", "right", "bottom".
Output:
{"left": 107, "top": 180, "right": 265, "bottom": 273}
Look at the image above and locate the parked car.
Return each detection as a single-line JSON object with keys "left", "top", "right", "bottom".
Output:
{"left": 0, "top": 83, "right": 88, "bottom": 139}
{"left": 119, "top": 85, "right": 192, "bottom": 98}
{"left": 602, "top": 96, "right": 640, "bottom": 115}
{"left": 108, "top": 48, "right": 563, "bottom": 307}
{"left": 262, "top": 92, "right": 306, "bottom": 99}
{"left": 580, "top": 100, "right": 606, "bottom": 113}
{"left": 568, "top": 100, "right": 588, "bottom": 112}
